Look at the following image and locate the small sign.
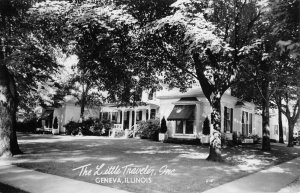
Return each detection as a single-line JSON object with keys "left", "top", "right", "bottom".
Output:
{"left": 225, "top": 133, "right": 233, "bottom": 140}
{"left": 242, "top": 139, "right": 254, "bottom": 144}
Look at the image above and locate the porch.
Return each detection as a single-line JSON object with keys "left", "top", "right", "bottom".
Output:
{"left": 100, "top": 103, "right": 159, "bottom": 137}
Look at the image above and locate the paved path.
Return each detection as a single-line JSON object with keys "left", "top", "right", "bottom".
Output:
{"left": 202, "top": 156, "right": 300, "bottom": 193}
{"left": 0, "top": 164, "right": 131, "bottom": 193}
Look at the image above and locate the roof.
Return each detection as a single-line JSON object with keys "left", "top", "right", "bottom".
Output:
{"left": 40, "top": 110, "right": 53, "bottom": 120}
{"left": 179, "top": 97, "right": 199, "bottom": 101}
{"left": 167, "top": 105, "right": 195, "bottom": 121}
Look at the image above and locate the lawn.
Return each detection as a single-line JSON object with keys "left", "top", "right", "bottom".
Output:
{"left": 9, "top": 133, "right": 300, "bottom": 193}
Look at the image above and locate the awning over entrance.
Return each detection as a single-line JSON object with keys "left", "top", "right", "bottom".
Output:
{"left": 40, "top": 110, "right": 53, "bottom": 120}
{"left": 167, "top": 105, "right": 195, "bottom": 121}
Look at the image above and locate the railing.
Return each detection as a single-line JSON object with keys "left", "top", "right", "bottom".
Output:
{"left": 109, "top": 124, "right": 123, "bottom": 137}
{"left": 128, "top": 124, "right": 141, "bottom": 138}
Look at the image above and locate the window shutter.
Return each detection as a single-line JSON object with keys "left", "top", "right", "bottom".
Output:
{"left": 224, "top": 107, "right": 227, "bottom": 132}
{"left": 230, "top": 108, "right": 233, "bottom": 133}
{"left": 249, "top": 113, "right": 253, "bottom": 134}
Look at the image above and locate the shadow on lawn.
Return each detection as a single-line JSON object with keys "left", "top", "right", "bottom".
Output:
{"left": 10, "top": 134, "right": 300, "bottom": 193}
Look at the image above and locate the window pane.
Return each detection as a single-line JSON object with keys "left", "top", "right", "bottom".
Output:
{"left": 150, "top": 109, "right": 156, "bottom": 119}
{"left": 112, "top": 112, "right": 117, "bottom": 121}
{"left": 186, "top": 121, "right": 194, "bottom": 134}
{"left": 103, "top": 112, "right": 109, "bottom": 120}
{"left": 227, "top": 120, "right": 231, "bottom": 132}
{"left": 176, "top": 121, "right": 183, "bottom": 133}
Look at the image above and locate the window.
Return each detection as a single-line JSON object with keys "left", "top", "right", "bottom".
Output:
{"left": 136, "top": 111, "right": 142, "bottom": 121}
{"left": 186, "top": 120, "right": 194, "bottom": 134}
{"left": 242, "top": 111, "right": 252, "bottom": 137}
{"left": 274, "top": 125, "right": 279, "bottom": 135}
{"left": 148, "top": 88, "right": 156, "bottom": 100}
{"left": 150, "top": 109, "right": 156, "bottom": 119}
{"left": 102, "top": 112, "right": 109, "bottom": 120}
{"left": 175, "top": 120, "right": 194, "bottom": 134}
{"left": 176, "top": 121, "right": 183, "bottom": 134}
{"left": 112, "top": 112, "right": 118, "bottom": 122}
{"left": 283, "top": 127, "right": 287, "bottom": 136}
{"left": 224, "top": 107, "right": 233, "bottom": 132}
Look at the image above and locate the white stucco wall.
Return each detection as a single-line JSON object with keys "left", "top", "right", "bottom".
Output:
{"left": 158, "top": 94, "right": 262, "bottom": 139}
{"left": 269, "top": 111, "right": 289, "bottom": 141}
{"left": 52, "top": 103, "right": 100, "bottom": 133}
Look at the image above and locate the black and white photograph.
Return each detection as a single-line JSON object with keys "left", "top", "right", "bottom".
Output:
{"left": 0, "top": 0, "right": 300, "bottom": 192}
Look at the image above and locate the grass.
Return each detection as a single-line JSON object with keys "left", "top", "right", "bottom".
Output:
{"left": 9, "top": 133, "right": 300, "bottom": 193}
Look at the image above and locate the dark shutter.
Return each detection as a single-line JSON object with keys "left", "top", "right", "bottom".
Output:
{"left": 249, "top": 113, "right": 253, "bottom": 134}
{"left": 230, "top": 108, "right": 233, "bottom": 133}
{"left": 224, "top": 107, "right": 227, "bottom": 132}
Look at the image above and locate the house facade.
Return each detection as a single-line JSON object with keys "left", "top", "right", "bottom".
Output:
{"left": 41, "top": 85, "right": 265, "bottom": 139}
{"left": 39, "top": 96, "right": 100, "bottom": 133}
{"left": 157, "top": 87, "right": 262, "bottom": 140}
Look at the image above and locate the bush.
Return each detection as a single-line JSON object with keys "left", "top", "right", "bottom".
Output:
{"left": 160, "top": 117, "right": 167, "bottom": 133}
{"left": 64, "top": 121, "right": 81, "bottom": 135}
{"left": 16, "top": 117, "right": 38, "bottom": 133}
{"left": 203, "top": 117, "right": 210, "bottom": 135}
{"left": 100, "top": 119, "right": 112, "bottom": 136}
{"left": 64, "top": 118, "right": 112, "bottom": 136}
{"left": 137, "top": 119, "right": 160, "bottom": 141}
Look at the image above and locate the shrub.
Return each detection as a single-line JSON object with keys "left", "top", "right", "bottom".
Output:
{"left": 160, "top": 117, "right": 167, "bottom": 133}
{"left": 100, "top": 119, "right": 112, "bottom": 136}
{"left": 137, "top": 119, "right": 160, "bottom": 141}
{"left": 64, "top": 121, "right": 80, "bottom": 135}
{"left": 53, "top": 117, "right": 58, "bottom": 129}
{"left": 16, "top": 117, "right": 38, "bottom": 133}
{"left": 64, "top": 118, "right": 112, "bottom": 136}
{"left": 202, "top": 117, "right": 210, "bottom": 135}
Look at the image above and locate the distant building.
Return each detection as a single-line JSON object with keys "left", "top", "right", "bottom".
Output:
{"left": 100, "top": 85, "right": 263, "bottom": 140}
{"left": 39, "top": 95, "right": 100, "bottom": 134}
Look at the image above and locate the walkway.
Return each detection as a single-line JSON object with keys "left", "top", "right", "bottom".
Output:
{"left": 202, "top": 156, "right": 300, "bottom": 193}
{"left": 0, "top": 164, "right": 131, "bottom": 193}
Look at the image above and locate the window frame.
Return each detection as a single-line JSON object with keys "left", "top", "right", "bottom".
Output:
{"left": 224, "top": 106, "right": 233, "bottom": 133}
{"left": 242, "top": 111, "right": 253, "bottom": 137}
{"left": 174, "top": 120, "right": 194, "bottom": 135}
{"left": 175, "top": 120, "right": 184, "bottom": 134}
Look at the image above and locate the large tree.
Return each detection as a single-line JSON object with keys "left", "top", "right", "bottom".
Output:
{"left": 233, "top": 0, "right": 300, "bottom": 147}
{"left": 29, "top": 0, "right": 163, "bottom": 108}
{"left": 0, "top": 0, "right": 60, "bottom": 157}
{"left": 145, "top": 0, "right": 264, "bottom": 161}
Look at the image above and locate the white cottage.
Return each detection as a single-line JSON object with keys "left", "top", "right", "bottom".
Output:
{"left": 157, "top": 87, "right": 262, "bottom": 140}
{"left": 39, "top": 96, "right": 100, "bottom": 134}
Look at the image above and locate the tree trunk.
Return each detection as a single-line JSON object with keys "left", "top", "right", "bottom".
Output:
{"left": 287, "top": 120, "right": 294, "bottom": 147}
{"left": 206, "top": 94, "right": 223, "bottom": 162}
{"left": 80, "top": 98, "right": 85, "bottom": 121}
{"left": 0, "top": 65, "right": 21, "bottom": 157}
{"left": 80, "top": 87, "right": 86, "bottom": 121}
{"left": 261, "top": 82, "right": 271, "bottom": 151}
{"left": 277, "top": 98, "right": 284, "bottom": 143}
